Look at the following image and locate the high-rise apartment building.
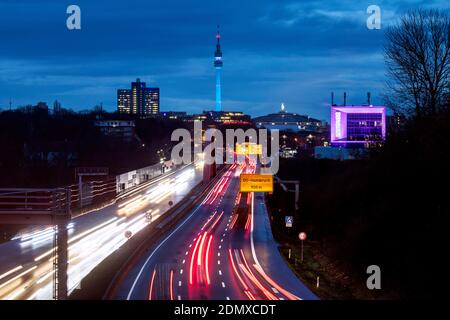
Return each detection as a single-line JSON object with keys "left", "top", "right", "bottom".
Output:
{"left": 117, "top": 78, "right": 160, "bottom": 115}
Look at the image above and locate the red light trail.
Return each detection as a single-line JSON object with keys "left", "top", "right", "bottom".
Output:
{"left": 189, "top": 236, "right": 202, "bottom": 285}
{"left": 169, "top": 269, "right": 174, "bottom": 301}
{"left": 205, "top": 235, "right": 213, "bottom": 285}
{"left": 148, "top": 269, "right": 156, "bottom": 300}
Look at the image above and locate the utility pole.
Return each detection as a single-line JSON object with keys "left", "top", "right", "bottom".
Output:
{"left": 274, "top": 177, "right": 300, "bottom": 210}
{"left": 53, "top": 188, "right": 71, "bottom": 300}
{"left": 54, "top": 219, "right": 69, "bottom": 300}
{"left": 0, "top": 188, "right": 72, "bottom": 300}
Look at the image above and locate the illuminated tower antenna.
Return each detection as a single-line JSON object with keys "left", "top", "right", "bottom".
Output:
{"left": 214, "top": 25, "right": 223, "bottom": 112}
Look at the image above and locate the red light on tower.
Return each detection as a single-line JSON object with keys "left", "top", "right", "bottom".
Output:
{"left": 216, "top": 24, "right": 221, "bottom": 39}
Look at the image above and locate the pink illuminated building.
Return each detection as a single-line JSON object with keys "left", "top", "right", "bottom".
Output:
{"left": 330, "top": 105, "right": 386, "bottom": 147}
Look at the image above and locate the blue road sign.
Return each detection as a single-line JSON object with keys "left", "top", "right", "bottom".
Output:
{"left": 285, "top": 216, "right": 293, "bottom": 228}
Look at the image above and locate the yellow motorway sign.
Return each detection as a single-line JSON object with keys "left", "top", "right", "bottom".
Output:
{"left": 240, "top": 174, "right": 273, "bottom": 192}
{"left": 236, "top": 143, "right": 262, "bottom": 155}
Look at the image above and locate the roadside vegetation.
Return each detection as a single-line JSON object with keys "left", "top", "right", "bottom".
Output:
{"left": 0, "top": 107, "right": 185, "bottom": 187}
{"left": 267, "top": 9, "right": 450, "bottom": 299}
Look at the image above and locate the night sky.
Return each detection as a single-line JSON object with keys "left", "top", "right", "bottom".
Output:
{"left": 0, "top": 0, "right": 448, "bottom": 120}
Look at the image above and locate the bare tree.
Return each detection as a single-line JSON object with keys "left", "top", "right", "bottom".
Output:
{"left": 385, "top": 9, "right": 450, "bottom": 117}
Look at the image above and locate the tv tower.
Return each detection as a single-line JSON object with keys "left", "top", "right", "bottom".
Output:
{"left": 214, "top": 25, "right": 223, "bottom": 112}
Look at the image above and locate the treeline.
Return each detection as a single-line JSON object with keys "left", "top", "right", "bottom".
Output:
{"left": 0, "top": 107, "right": 187, "bottom": 187}
{"left": 267, "top": 109, "right": 450, "bottom": 299}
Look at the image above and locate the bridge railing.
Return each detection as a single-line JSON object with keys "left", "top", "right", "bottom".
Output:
{"left": 0, "top": 188, "right": 69, "bottom": 215}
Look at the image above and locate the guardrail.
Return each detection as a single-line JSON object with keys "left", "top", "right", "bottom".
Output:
{"left": 0, "top": 188, "right": 69, "bottom": 215}
{"left": 0, "top": 161, "right": 193, "bottom": 218}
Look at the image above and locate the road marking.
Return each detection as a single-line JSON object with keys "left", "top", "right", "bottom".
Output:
{"left": 182, "top": 259, "right": 185, "bottom": 264}
{"left": 249, "top": 192, "right": 301, "bottom": 301}
{"left": 0, "top": 266, "right": 37, "bottom": 291}
{"left": 126, "top": 204, "right": 203, "bottom": 300}
{"left": 219, "top": 270, "right": 222, "bottom": 275}
{"left": 185, "top": 251, "right": 189, "bottom": 255}
{"left": 250, "top": 193, "right": 260, "bottom": 268}
{"left": 180, "top": 269, "right": 183, "bottom": 275}
{"left": 178, "top": 295, "right": 181, "bottom": 300}
{"left": 272, "top": 287, "right": 279, "bottom": 293}
{"left": 178, "top": 281, "right": 182, "bottom": 287}
{"left": 0, "top": 265, "right": 23, "bottom": 281}
{"left": 226, "top": 296, "right": 230, "bottom": 300}
{"left": 220, "top": 239, "right": 223, "bottom": 242}
{"left": 221, "top": 282, "right": 226, "bottom": 288}
{"left": 218, "top": 245, "right": 221, "bottom": 249}
{"left": 217, "top": 252, "right": 220, "bottom": 257}
{"left": 217, "top": 260, "right": 221, "bottom": 265}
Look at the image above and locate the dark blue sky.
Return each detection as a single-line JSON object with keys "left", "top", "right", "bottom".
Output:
{"left": 0, "top": 0, "right": 448, "bottom": 120}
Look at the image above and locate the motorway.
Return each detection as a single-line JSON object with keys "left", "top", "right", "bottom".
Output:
{"left": 0, "top": 162, "right": 204, "bottom": 300}
{"left": 116, "top": 162, "right": 317, "bottom": 300}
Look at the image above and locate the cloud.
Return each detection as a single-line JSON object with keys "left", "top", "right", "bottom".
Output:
{"left": 0, "top": 0, "right": 448, "bottom": 120}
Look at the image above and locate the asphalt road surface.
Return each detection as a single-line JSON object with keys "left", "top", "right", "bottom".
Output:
{"left": 0, "top": 162, "right": 203, "bottom": 300}
{"left": 117, "top": 163, "right": 317, "bottom": 300}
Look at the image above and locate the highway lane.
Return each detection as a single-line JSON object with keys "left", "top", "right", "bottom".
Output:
{"left": 0, "top": 162, "right": 204, "bottom": 300}
{"left": 117, "top": 162, "right": 317, "bottom": 300}
{"left": 248, "top": 192, "right": 317, "bottom": 300}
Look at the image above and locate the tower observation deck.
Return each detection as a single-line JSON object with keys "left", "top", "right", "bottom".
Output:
{"left": 214, "top": 26, "right": 223, "bottom": 112}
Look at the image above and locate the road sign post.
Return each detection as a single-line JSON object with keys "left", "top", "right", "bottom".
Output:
{"left": 239, "top": 174, "right": 273, "bottom": 193}
{"left": 299, "top": 232, "right": 307, "bottom": 262}
{"left": 301, "top": 240, "right": 304, "bottom": 262}
{"left": 236, "top": 143, "right": 263, "bottom": 155}
{"left": 285, "top": 215, "right": 293, "bottom": 235}
{"left": 285, "top": 216, "right": 293, "bottom": 228}
{"left": 124, "top": 230, "right": 132, "bottom": 239}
